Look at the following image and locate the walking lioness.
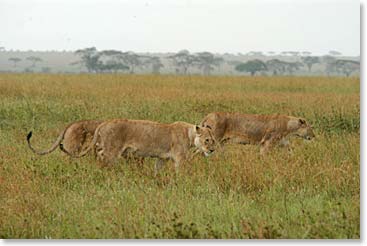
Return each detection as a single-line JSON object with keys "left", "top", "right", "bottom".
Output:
{"left": 27, "top": 120, "right": 103, "bottom": 156}
{"left": 200, "top": 112, "right": 315, "bottom": 154}
{"left": 63, "top": 119, "right": 217, "bottom": 172}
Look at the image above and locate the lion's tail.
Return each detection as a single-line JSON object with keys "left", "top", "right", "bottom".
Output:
{"left": 27, "top": 128, "right": 67, "bottom": 155}
{"left": 60, "top": 121, "right": 105, "bottom": 158}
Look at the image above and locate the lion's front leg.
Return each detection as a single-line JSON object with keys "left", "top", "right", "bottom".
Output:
{"left": 259, "top": 132, "right": 283, "bottom": 155}
{"left": 279, "top": 138, "right": 293, "bottom": 153}
{"left": 95, "top": 144, "right": 120, "bottom": 168}
{"left": 154, "top": 158, "right": 167, "bottom": 176}
{"left": 279, "top": 138, "right": 289, "bottom": 147}
{"left": 172, "top": 154, "right": 187, "bottom": 174}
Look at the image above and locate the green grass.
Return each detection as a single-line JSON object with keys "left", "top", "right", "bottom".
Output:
{"left": 0, "top": 74, "right": 360, "bottom": 238}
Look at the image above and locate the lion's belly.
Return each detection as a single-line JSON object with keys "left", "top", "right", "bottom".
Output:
{"left": 124, "top": 136, "right": 172, "bottom": 159}
{"left": 230, "top": 123, "right": 266, "bottom": 144}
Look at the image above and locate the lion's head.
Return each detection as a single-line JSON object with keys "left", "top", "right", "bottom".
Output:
{"left": 288, "top": 118, "right": 315, "bottom": 140}
{"left": 194, "top": 125, "right": 217, "bottom": 156}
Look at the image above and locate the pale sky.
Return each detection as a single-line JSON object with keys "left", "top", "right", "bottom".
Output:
{"left": 0, "top": 0, "right": 360, "bottom": 55}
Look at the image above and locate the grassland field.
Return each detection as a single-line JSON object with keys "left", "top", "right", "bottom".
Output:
{"left": 0, "top": 74, "right": 360, "bottom": 239}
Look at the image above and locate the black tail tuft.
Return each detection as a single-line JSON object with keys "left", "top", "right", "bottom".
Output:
{"left": 27, "top": 131, "right": 33, "bottom": 141}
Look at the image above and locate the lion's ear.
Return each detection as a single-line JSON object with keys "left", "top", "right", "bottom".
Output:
{"left": 195, "top": 125, "right": 202, "bottom": 134}
{"left": 205, "top": 125, "right": 212, "bottom": 130}
{"left": 299, "top": 118, "right": 306, "bottom": 125}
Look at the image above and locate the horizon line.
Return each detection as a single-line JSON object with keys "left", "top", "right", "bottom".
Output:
{"left": 0, "top": 48, "right": 360, "bottom": 57}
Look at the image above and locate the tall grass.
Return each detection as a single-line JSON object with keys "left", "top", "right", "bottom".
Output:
{"left": 0, "top": 74, "right": 359, "bottom": 238}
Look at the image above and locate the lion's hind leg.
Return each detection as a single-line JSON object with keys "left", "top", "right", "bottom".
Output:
{"left": 61, "top": 124, "right": 86, "bottom": 155}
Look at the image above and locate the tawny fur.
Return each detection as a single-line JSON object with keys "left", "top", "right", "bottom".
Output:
{"left": 27, "top": 120, "right": 103, "bottom": 156}
{"left": 200, "top": 112, "right": 315, "bottom": 154}
{"left": 64, "top": 119, "right": 216, "bottom": 172}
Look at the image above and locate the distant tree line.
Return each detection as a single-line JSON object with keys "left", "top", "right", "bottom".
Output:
{"left": 7, "top": 56, "right": 43, "bottom": 68}
{"left": 72, "top": 47, "right": 226, "bottom": 76}
{"left": 234, "top": 56, "right": 359, "bottom": 77}
{"left": 1, "top": 47, "right": 359, "bottom": 77}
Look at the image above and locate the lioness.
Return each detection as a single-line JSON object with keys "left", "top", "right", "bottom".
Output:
{"left": 200, "top": 112, "right": 315, "bottom": 154}
{"left": 27, "top": 120, "right": 103, "bottom": 156}
{"left": 63, "top": 119, "right": 217, "bottom": 172}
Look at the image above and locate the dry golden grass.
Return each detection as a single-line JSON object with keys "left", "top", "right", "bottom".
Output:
{"left": 0, "top": 74, "right": 359, "bottom": 238}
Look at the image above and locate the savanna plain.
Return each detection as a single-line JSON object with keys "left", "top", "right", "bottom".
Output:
{"left": 0, "top": 74, "right": 360, "bottom": 239}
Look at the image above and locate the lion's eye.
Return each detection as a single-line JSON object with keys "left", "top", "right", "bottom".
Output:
{"left": 205, "top": 139, "right": 209, "bottom": 143}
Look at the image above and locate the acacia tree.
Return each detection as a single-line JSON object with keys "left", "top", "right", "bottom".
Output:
{"left": 99, "top": 60, "right": 129, "bottom": 73}
{"left": 235, "top": 59, "right": 267, "bottom": 76}
{"left": 266, "top": 59, "right": 302, "bottom": 75}
{"left": 301, "top": 56, "right": 320, "bottom": 72}
{"left": 334, "top": 60, "right": 360, "bottom": 77}
{"left": 118, "top": 51, "right": 142, "bottom": 74}
{"left": 98, "top": 49, "right": 123, "bottom": 64}
{"left": 147, "top": 56, "right": 164, "bottom": 74}
{"left": 168, "top": 50, "right": 197, "bottom": 75}
{"left": 74, "top": 47, "right": 102, "bottom": 73}
{"left": 265, "top": 59, "right": 287, "bottom": 75}
{"left": 284, "top": 61, "right": 303, "bottom": 75}
{"left": 195, "top": 52, "right": 224, "bottom": 75}
{"left": 322, "top": 55, "right": 337, "bottom": 76}
{"left": 8, "top": 57, "right": 22, "bottom": 67}
{"left": 26, "top": 56, "right": 43, "bottom": 67}
{"left": 98, "top": 50, "right": 129, "bottom": 73}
